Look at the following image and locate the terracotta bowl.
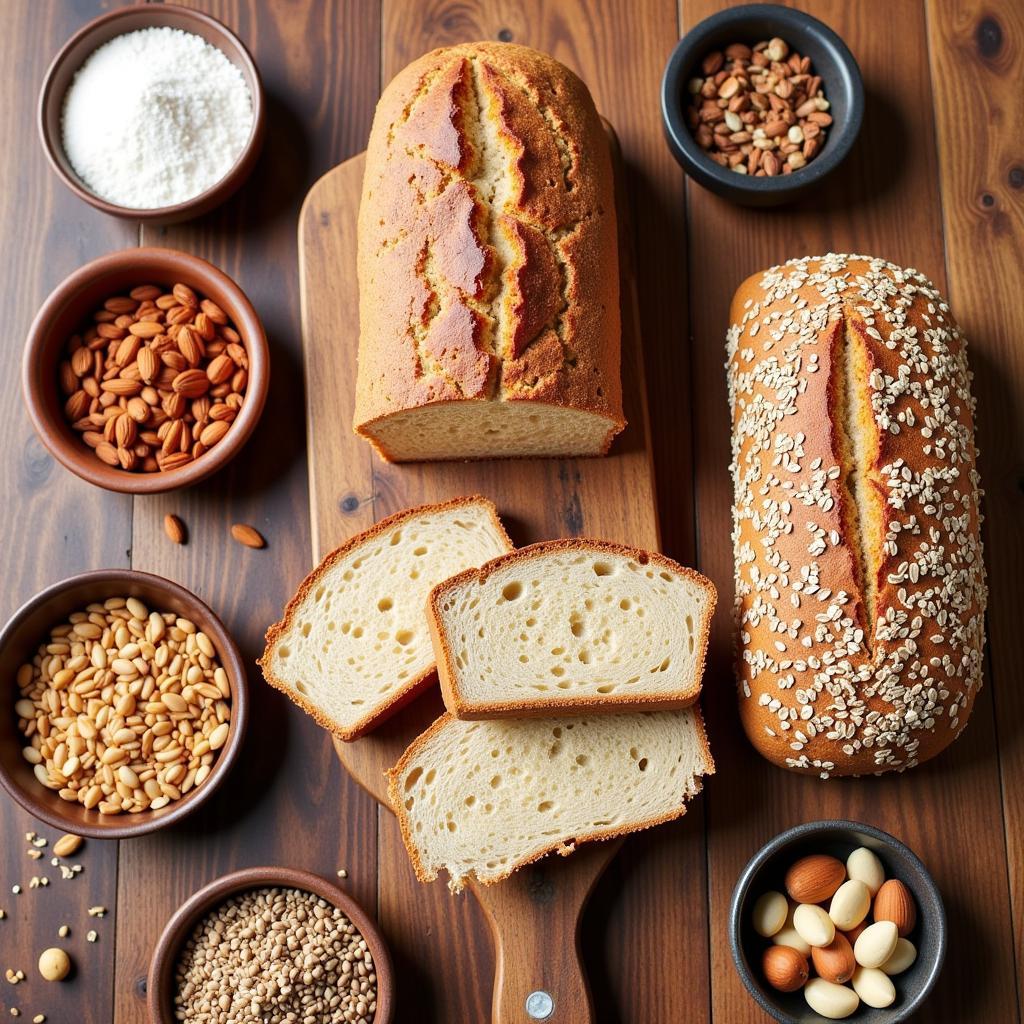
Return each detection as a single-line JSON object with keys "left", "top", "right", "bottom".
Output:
{"left": 148, "top": 866, "right": 394, "bottom": 1024}
{"left": 38, "top": 3, "right": 265, "bottom": 223}
{"left": 23, "top": 247, "right": 269, "bottom": 494}
{"left": 0, "top": 570, "right": 248, "bottom": 840}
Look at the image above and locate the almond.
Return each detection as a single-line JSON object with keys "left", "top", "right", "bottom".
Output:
{"left": 873, "top": 879, "right": 916, "bottom": 937}
{"left": 128, "top": 321, "right": 162, "bottom": 338}
{"left": 172, "top": 369, "right": 210, "bottom": 398}
{"left": 64, "top": 390, "right": 91, "bottom": 421}
{"left": 164, "top": 514, "right": 186, "bottom": 545}
{"left": 762, "top": 945, "right": 808, "bottom": 993}
{"left": 71, "top": 347, "right": 94, "bottom": 377}
{"left": 811, "top": 932, "right": 856, "bottom": 984}
{"left": 161, "top": 420, "right": 185, "bottom": 456}
{"left": 101, "top": 377, "right": 142, "bottom": 397}
{"left": 95, "top": 442, "right": 119, "bottom": 467}
{"left": 158, "top": 451, "right": 192, "bottom": 471}
{"left": 209, "top": 403, "right": 236, "bottom": 423}
{"left": 177, "top": 326, "right": 204, "bottom": 366}
{"left": 199, "top": 420, "right": 230, "bottom": 447}
{"left": 172, "top": 282, "right": 198, "bottom": 307}
{"left": 127, "top": 397, "right": 150, "bottom": 423}
{"left": 206, "top": 354, "right": 235, "bottom": 385}
{"left": 200, "top": 298, "right": 228, "bottom": 325}
{"left": 137, "top": 346, "right": 159, "bottom": 384}
{"left": 784, "top": 854, "right": 846, "bottom": 904}
{"left": 114, "top": 414, "right": 136, "bottom": 449}
{"left": 231, "top": 524, "right": 265, "bottom": 549}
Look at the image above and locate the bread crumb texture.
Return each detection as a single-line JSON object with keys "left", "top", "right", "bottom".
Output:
{"left": 388, "top": 708, "right": 713, "bottom": 890}
{"left": 433, "top": 539, "right": 715, "bottom": 715}
{"left": 726, "top": 254, "right": 987, "bottom": 777}
{"left": 260, "top": 497, "right": 512, "bottom": 740}
{"left": 354, "top": 42, "right": 623, "bottom": 460}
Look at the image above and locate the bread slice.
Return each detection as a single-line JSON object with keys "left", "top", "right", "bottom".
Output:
{"left": 387, "top": 708, "right": 714, "bottom": 890}
{"left": 429, "top": 539, "right": 716, "bottom": 718}
{"left": 259, "top": 497, "right": 512, "bottom": 740}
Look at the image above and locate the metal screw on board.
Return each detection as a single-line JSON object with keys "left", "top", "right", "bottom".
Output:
{"left": 525, "top": 990, "right": 554, "bottom": 1019}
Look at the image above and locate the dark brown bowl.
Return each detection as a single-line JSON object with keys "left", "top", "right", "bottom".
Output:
{"left": 148, "top": 867, "right": 394, "bottom": 1024}
{"left": 0, "top": 570, "right": 248, "bottom": 840}
{"left": 23, "top": 247, "right": 269, "bottom": 494}
{"left": 38, "top": 3, "right": 265, "bottom": 223}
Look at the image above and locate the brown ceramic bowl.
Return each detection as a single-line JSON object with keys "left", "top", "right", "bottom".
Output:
{"left": 0, "top": 569, "right": 248, "bottom": 840}
{"left": 38, "top": 3, "right": 265, "bottom": 223}
{"left": 148, "top": 866, "right": 394, "bottom": 1024}
{"left": 23, "top": 247, "right": 268, "bottom": 494}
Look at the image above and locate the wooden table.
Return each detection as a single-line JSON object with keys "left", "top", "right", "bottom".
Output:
{"left": 1, "top": 2, "right": 1020, "bottom": 1021}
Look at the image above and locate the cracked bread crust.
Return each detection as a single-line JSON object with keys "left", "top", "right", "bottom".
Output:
{"left": 727, "top": 254, "right": 987, "bottom": 778}
{"left": 354, "top": 42, "right": 623, "bottom": 461}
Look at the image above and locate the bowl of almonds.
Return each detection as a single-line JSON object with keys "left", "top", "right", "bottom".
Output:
{"left": 23, "top": 246, "right": 268, "bottom": 493}
{"left": 661, "top": 4, "right": 863, "bottom": 205}
{"left": 0, "top": 569, "right": 248, "bottom": 838}
{"left": 730, "top": 820, "right": 946, "bottom": 1023}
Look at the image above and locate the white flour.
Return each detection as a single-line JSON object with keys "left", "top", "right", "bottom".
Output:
{"left": 61, "top": 26, "right": 253, "bottom": 209}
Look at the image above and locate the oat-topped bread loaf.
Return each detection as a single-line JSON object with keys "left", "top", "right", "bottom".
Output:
{"left": 354, "top": 42, "right": 623, "bottom": 461}
{"left": 726, "top": 255, "right": 987, "bottom": 777}
{"left": 388, "top": 707, "right": 713, "bottom": 890}
{"left": 259, "top": 497, "right": 512, "bottom": 741}
{"left": 429, "top": 539, "right": 716, "bottom": 718}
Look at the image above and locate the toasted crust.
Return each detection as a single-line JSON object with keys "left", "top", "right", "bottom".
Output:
{"left": 428, "top": 538, "right": 716, "bottom": 718}
{"left": 727, "top": 255, "right": 987, "bottom": 777}
{"left": 258, "top": 496, "right": 512, "bottom": 741}
{"left": 385, "top": 707, "right": 715, "bottom": 889}
{"left": 354, "top": 42, "right": 624, "bottom": 460}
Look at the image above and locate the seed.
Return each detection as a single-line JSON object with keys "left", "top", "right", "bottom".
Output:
{"left": 230, "top": 523, "right": 265, "bottom": 549}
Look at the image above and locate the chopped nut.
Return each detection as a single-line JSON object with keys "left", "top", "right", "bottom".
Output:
{"left": 26, "top": 850, "right": 42, "bottom": 861}
{"left": 57, "top": 925, "right": 69, "bottom": 938}
{"left": 87, "top": 906, "right": 106, "bottom": 918}
{"left": 336, "top": 868, "right": 348, "bottom": 879}
{"left": 86, "top": 931, "right": 98, "bottom": 943}
{"left": 11, "top": 886, "right": 21, "bottom": 896}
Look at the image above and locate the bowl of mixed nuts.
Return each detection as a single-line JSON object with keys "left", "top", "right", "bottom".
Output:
{"left": 23, "top": 246, "right": 268, "bottom": 493}
{"left": 661, "top": 4, "right": 863, "bottom": 205}
{"left": 0, "top": 569, "right": 248, "bottom": 839}
{"left": 148, "top": 866, "right": 393, "bottom": 1024}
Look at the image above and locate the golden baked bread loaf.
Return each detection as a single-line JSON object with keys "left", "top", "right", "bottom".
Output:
{"left": 354, "top": 42, "right": 624, "bottom": 461}
{"left": 726, "top": 254, "right": 987, "bottom": 777}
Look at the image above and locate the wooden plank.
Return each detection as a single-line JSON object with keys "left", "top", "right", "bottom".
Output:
{"left": 0, "top": 3, "right": 134, "bottom": 1022}
{"left": 372, "top": 3, "right": 708, "bottom": 1020}
{"left": 925, "top": 0, "right": 1024, "bottom": 1011}
{"left": 681, "top": 0, "right": 1019, "bottom": 1020}
{"left": 109, "top": 3, "right": 382, "bottom": 1022}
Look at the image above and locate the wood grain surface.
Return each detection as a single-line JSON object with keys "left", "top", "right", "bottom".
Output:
{"left": 0, "top": 1, "right": 1020, "bottom": 1022}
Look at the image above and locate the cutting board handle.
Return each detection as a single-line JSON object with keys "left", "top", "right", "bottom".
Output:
{"left": 474, "top": 846, "right": 615, "bottom": 1024}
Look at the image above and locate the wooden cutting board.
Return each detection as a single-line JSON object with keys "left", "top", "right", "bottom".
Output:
{"left": 298, "top": 123, "right": 660, "bottom": 1024}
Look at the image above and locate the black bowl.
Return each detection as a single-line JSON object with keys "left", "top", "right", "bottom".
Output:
{"left": 662, "top": 4, "right": 863, "bottom": 205}
{"left": 730, "top": 821, "right": 945, "bottom": 1023}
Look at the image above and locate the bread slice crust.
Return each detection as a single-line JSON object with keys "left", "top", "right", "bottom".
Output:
{"left": 386, "top": 707, "right": 715, "bottom": 890}
{"left": 428, "top": 538, "right": 716, "bottom": 719}
{"left": 259, "top": 496, "right": 512, "bottom": 741}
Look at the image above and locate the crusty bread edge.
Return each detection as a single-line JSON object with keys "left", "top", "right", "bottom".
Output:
{"left": 385, "top": 706, "right": 716, "bottom": 890}
{"left": 355, "top": 400, "right": 625, "bottom": 464}
{"left": 258, "top": 495, "right": 513, "bottom": 742}
{"left": 428, "top": 538, "right": 717, "bottom": 720}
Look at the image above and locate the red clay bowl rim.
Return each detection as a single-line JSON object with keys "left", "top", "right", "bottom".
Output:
{"left": 22, "top": 246, "right": 269, "bottom": 494}
{"left": 37, "top": 3, "right": 265, "bottom": 222}
{"left": 147, "top": 866, "right": 394, "bottom": 1024}
{"left": 0, "top": 569, "right": 249, "bottom": 839}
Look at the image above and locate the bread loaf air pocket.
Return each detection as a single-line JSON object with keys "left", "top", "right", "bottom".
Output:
{"left": 726, "top": 254, "right": 987, "bottom": 777}
{"left": 354, "top": 42, "right": 624, "bottom": 461}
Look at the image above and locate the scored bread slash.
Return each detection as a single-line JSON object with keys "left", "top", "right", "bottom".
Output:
{"left": 429, "top": 538, "right": 716, "bottom": 719}
{"left": 259, "top": 496, "right": 513, "bottom": 742}
{"left": 387, "top": 707, "right": 714, "bottom": 891}
{"left": 230, "top": 523, "right": 265, "bottom": 549}
{"left": 163, "top": 514, "right": 187, "bottom": 545}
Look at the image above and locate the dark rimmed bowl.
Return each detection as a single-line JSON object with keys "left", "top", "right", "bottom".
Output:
{"left": 662, "top": 4, "right": 863, "bottom": 205}
{"left": 23, "top": 246, "right": 269, "bottom": 494}
{"left": 0, "top": 570, "right": 248, "bottom": 840}
{"left": 148, "top": 867, "right": 394, "bottom": 1024}
{"left": 38, "top": 3, "right": 265, "bottom": 224}
{"left": 730, "top": 821, "right": 945, "bottom": 1023}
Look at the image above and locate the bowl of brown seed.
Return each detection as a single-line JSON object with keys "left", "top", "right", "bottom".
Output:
{"left": 148, "top": 866, "right": 393, "bottom": 1024}
{"left": 661, "top": 4, "right": 863, "bottom": 205}
{"left": 22, "top": 246, "right": 269, "bottom": 493}
{"left": 0, "top": 569, "right": 248, "bottom": 839}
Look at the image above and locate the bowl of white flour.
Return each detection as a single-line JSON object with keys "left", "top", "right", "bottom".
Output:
{"left": 39, "top": 4, "right": 264, "bottom": 222}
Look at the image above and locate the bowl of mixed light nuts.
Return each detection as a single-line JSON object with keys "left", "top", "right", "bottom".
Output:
{"left": 0, "top": 569, "right": 248, "bottom": 838}
{"left": 23, "top": 246, "right": 268, "bottom": 493}
{"left": 661, "top": 4, "right": 863, "bottom": 205}
{"left": 148, "top": 866, "right": 393, "bottom": 1024}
